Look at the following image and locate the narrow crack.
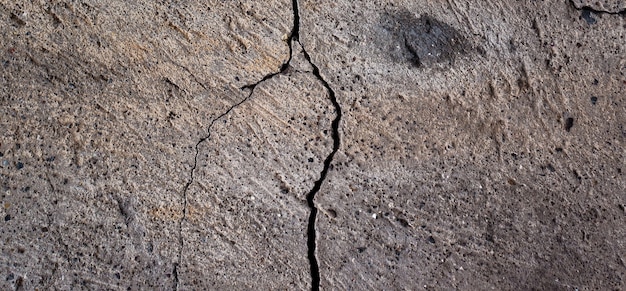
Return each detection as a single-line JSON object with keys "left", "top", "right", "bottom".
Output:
{"left": 175, "top": 0, "right": 341, "bottom": 290}
{"left": 289, "top": 0, "right": 343, "bottom": 289}
{"left": 569, "top": 0, "right": 626, "bottom": 15}
{"left": 299, "top": 42, "right": 342, "bottom": 291}
{"left": 174, "top": 0, "right": 300, "bottom": 289}
{"left": 174, "top": 89, "right": 253, "bottom": 290}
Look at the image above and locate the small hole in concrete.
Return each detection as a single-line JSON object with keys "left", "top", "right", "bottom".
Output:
{"left": 565, "top": 117, "right": 574, "bottom": 132}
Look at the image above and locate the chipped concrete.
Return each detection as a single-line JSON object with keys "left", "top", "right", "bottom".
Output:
{"left": 2, "top": 0, "right": 625, "bottom": 290}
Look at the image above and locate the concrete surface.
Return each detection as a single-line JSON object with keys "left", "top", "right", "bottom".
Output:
{"left": 1, "top": 0, "right": 625, "bottom": 290}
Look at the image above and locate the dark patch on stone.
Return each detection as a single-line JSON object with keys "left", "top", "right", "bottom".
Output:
{"left": 404, "top": 15, "right": 470, "bottom": 67}
{"left": 15, "top": 276, "right": 24, "bottom": 289}
{"left": 10, "top": 13, "right": 26, "bottom": 26}
{"left": 581, "top": 8, "right": 598, "bottom": 24}
{"left": 591, "top": 96, "right": 598, "bottom": 104}
{"left": 565, "top": 117, "right": 574, "bottom": 132}
{"left": 381, "top": 10, "right": 471, "bottom": 68}
{"left": 396, "top": 217, "right": 410, "bottom": 227}
{"left": 570, "top": 0, "right": 626, "bottom": 15}
{"left": 573, "top": 169, "right": 582, "bottom": 181}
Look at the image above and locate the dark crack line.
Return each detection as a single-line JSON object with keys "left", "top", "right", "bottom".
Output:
{"left": 568, "top": 0, "right": 626, "bottom": 15}
{"left": 300, "top": 42, "right": 342, "bottom": 291}
{"left": 174, "top": 0, "right": 301, "bottom": 289}
{"left": 291, "top": 0, "right": 343, "bottom": 290}
{"left": 174, "top": 90, "right": 253, "bottom": 291}
{"left": 175, "top": 0, "right": 341, "bottom": 290}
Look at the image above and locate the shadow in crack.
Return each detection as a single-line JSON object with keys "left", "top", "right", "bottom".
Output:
{"left": 176, "top": 1, "right": 341, "bottom": 290}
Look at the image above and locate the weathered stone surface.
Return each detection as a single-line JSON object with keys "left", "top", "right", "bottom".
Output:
{"left": 178, "top": 43, "right": 334, "bottom": 289}
{"left": 300, "top": 0, "right": 625, "bottom": 289}
{"left": 1, "top": 0, "right": 291, "bottom": 289}
{"left": 1, "top": 0, "right": 625, "bottom": 290}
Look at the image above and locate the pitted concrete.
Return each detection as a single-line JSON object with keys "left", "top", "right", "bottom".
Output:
{"left": 1, "top": 0, "right": 624, "bottom": 289}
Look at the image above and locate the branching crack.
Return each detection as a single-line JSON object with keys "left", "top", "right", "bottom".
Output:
{"left": 175, "top": 0, "right": 341, "bottom": 290}
{"left": 174, "top": 89, "right": 253, "bottom": 290}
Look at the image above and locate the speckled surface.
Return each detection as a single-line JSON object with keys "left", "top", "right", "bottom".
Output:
{"left": 1, "top": 0, "right": 625, "bottom": 290}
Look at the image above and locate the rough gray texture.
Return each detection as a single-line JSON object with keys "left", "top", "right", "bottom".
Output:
{"left": 571, "top": 0, "right": 626, "bottom": 13}
{"left": 2, "top": 0, "right": 625, "bottom": 290}
{"left": 178, "top": 42, "right": 334, "bottom": 289}
{"left": 300, "top": 0, "right": 625, "bottom": 289}
{"left": 1, "top": 0, "right": 293, "bottom": 289}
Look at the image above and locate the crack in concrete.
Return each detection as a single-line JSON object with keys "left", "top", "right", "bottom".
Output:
{"left": 174, "top": 0, "right": 342, "bottom": 289}
{"left": 569, "top": 0, "right": 626, "bottom": 15}
{"left": 300, "top": 42, "right": 342, "bottom": 291}
{"left": 287, "top": 0, "right": 343, "bottom": 289}
{"left": 174, "top": 90, "right": 254, "bottom": 290}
